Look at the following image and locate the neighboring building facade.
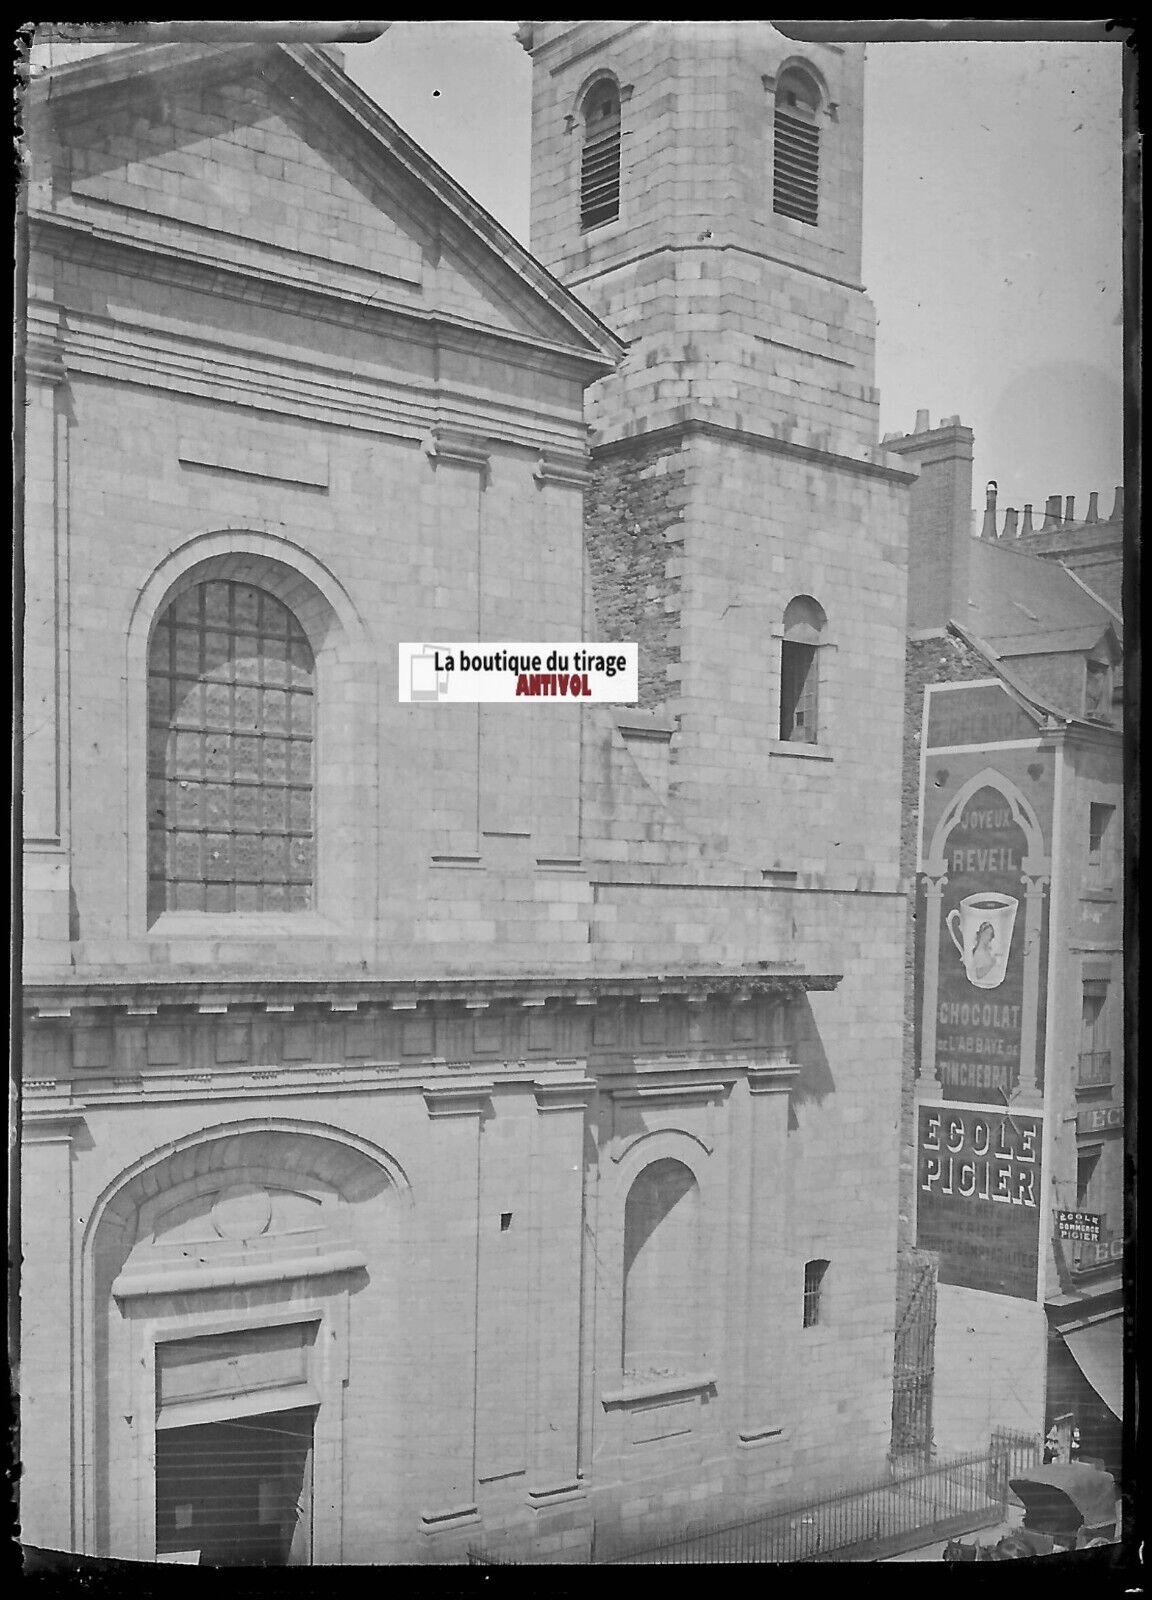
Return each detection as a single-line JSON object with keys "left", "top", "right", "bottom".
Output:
{"left": 19, "top": 25, "right": 915, "bottom": 1567}
{"left": 887, "top": 416, "right": 1125, "bottom": 1473}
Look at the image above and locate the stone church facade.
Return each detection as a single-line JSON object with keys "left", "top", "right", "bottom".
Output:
{"left": 20, "top": 27, "right": 912, "bottom": 1564}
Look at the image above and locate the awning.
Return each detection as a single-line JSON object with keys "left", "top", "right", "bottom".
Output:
{"left": 1062, "top": 1315, "right": 1123, "bottom": 1419}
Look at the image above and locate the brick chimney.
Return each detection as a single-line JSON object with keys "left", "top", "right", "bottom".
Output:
{"left": 1002, "top": 507, "right": 1018, "bottom": 540}
{"left": 1021, "top": 504, "right": 1034, "bottom": 535}
{"left": 885, "top": 412, "right": 975, "bottom": 632}
{"left": 1085, "top": 491, "right": 1099, "bottom": 524}
{"left": 1042, "top": 494, "right": 1062, "bottom": 530}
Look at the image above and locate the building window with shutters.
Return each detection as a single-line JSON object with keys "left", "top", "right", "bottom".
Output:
{"left": 1078, "top": 982, "right": 1112, "bottom": 1089}
{"left": 580, "top": 77, "right": 621, "bottom": 231}
{"left": 779, "top": 595, "right": 827, "bottom": 745}
{"left": 773, "top": 67, "right": 822, "bottom": 226}
{"left": 147, "top": 579, "right": 315, "bottom": 920}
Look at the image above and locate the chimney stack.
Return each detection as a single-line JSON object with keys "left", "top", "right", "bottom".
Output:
{"left": 1064, "top": 495, "right": 1076, "bottom": 524}
{"left": 981, "top": 480, "right": 999, "bottom": 540}
{"left": 1109, "top": 486, "right": 1124, "bottom": 522}
{"left": 1085, "top": 491, "right": 1099, "bottom": 524}
{"left": 885, "top": 412, "right": 974, "bottom": 631}
{"left": 1042, "top": 494, "right": 1063, "bottom": 530}
{"left": 1021, "top": 504, "right": 1034, "bottom": 535}
{"left": 1002, "top": 507, "right": 1018, "bottom": 540}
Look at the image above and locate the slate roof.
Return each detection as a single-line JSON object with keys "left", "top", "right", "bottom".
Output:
{"left": 962, "top": 536, "right": 1120, "bottom": 659}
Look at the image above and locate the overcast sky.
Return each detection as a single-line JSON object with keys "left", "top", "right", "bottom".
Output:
{"left": 342, "top": 23, "right": 1125, "bottom": 519}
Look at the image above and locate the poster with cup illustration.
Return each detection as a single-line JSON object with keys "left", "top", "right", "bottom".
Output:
{"left": 914, "top": 681, "right": 1054, "bottom": 1108}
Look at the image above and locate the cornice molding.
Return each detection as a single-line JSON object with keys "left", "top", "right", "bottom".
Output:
{"left": 29, "top": 210, "right": 616, "bottom": 382}
{"left": 23, "top": 968, "right": 842, "bottom": 1015}
{"left": 533, "top": 449, "right": 593, "bottom": 488}
{"left": 422, "top": 427, "right": 490, "bottom": 473}
{"left": 422, "top": 1082, "right": 493, "bottom": 1119}
{"left": 28, "top": 294, "right": 588, "bottom": 457}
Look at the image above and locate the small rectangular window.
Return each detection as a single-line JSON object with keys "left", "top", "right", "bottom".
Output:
{"left": 803, "top": 1258, "right": 829, "bottom": 1328}
{"left": 1076, "top": 1147, "right": 1101, "bottom": 1210}
{"left": 780, "top": 640, "right": 818, "bottom": 743}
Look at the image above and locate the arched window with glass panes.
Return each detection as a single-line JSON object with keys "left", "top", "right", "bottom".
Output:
{"left": 773, "top": 66, "right": 822, "bottom": 226}
{"left": 147, "top": 580, "right": 315, "bottom": 919}
{"left": 580, "top": 77, "right": 621, "bottom": 231}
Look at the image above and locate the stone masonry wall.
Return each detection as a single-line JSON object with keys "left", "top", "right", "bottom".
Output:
{"left": 584, "top": 437, "right": 687, "bottom": 711}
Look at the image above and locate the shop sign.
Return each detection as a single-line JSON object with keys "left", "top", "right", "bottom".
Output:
{"left": 1077, "top": 1105, "right": 1123, "bottom": 1135}
{"left": 925, "top": 682, "right": 1039, "bottom": 748}
{"left": 915, "top": 1104, "right": 1042, "bottom": 1299}
{"left": 1056, "top": 1210, "right": 1101, "bottom": 1243}
{"left": 1071, "top": 1236, "right": 1124, "bottom": 1272}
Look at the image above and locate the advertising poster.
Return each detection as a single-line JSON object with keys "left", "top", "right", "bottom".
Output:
{"left": 915, "top": 1104, "right": 1043, "bottom": 1298}
{"left": 915, "top": 682, "right": 1054, "bottom": 1106}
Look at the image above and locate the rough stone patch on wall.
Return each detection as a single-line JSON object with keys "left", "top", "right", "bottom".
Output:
{"left": 584, "top": 438, "right": 686, "bottom": 711}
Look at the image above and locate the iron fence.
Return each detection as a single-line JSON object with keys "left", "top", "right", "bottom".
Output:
{"left": 989, "top": 1426, "right": 1044, "bottom": 1497}
{"left": 597, "top": 1442, "right": 1019, "bottom": 1564}
{"left": 460, "top": 1433, "right": 1047, "bottom": 1566}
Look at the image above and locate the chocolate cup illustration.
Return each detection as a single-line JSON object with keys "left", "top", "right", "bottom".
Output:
{"left": 946, "top": 891, "right": 1018, "bottom": 989}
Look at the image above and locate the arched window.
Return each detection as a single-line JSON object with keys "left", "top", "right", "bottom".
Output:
{"left": 622, "top": 1158, "right": 703, "bottom": 1376}
{"left": 580, "top": 77, "right": 621, "bottom": 231}
{"left": 779, "top": 595, "right": 827, "bottom": 744}
{"left": 147, "top": 580, "right": 315, "bottom": 918}
{"left": 773, "top": 66, "right": 821, "bottom": 226}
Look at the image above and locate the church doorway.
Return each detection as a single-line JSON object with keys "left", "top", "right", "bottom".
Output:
{"left": 155, "top": 1405, "right": 315, "bottom": 1566}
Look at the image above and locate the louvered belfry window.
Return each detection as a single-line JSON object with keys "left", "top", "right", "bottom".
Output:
{"left": 148, "top": 580, "right": 315, "bottom": 918}
{"left": 773, "top": 70, "right": 820, "bottom": 226}
{"left": 581, "top": 81, "right": 621, "bottom": 230}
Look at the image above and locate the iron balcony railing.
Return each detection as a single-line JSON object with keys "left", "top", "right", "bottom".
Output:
{"left": 1077, "top": 1049, "right": 1113, "bottom": 1087}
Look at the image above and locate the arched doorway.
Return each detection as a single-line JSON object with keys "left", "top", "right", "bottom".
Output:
{"left": 84, "top": 1122, "right": 407, "bottom": 1563}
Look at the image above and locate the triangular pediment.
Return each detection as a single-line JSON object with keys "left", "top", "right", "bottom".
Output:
{"left": 31, "top": 43, "right": 621, "bottom": 365}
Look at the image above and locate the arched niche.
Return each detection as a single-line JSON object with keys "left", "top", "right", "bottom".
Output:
{"left": 82, "top": 1121, "right": 408, "bottom": 1561}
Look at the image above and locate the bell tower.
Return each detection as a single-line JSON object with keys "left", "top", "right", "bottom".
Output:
{"left": 519, "top": 22, "right": 918, "bottom": 1515}
{"left": 519, "top": 21, "right": 881, "bottom": 461}
{"left": 520, "top": 20, "right": 912, "bottom": 877}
